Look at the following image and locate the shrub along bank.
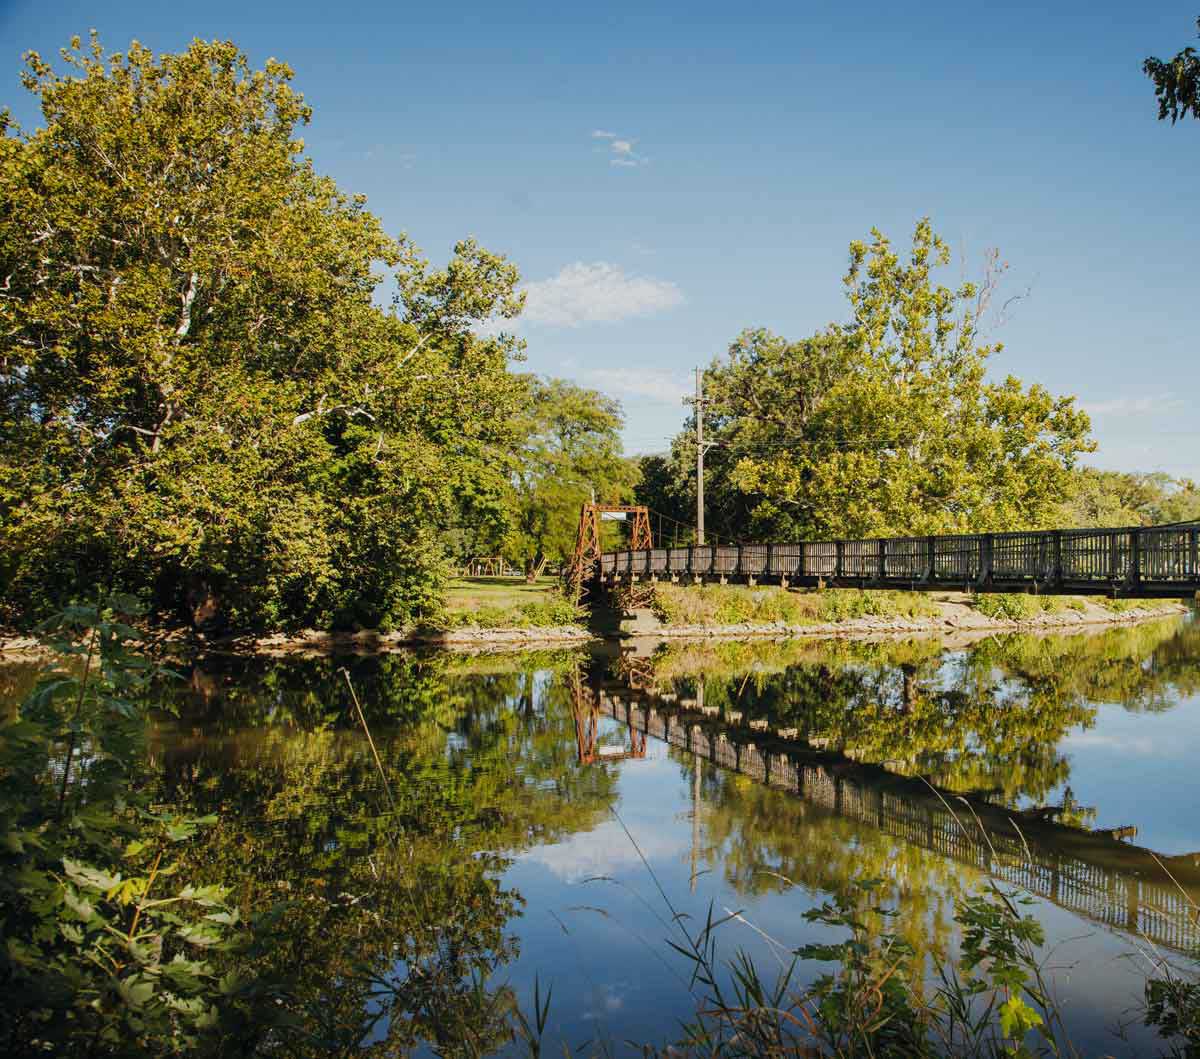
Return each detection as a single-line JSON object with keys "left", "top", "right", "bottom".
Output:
{"left": 643, "top": 583, "right": 1184, "bottom": 630}
{"left": 649, "top": 584, "right": 942, "bottom": 627}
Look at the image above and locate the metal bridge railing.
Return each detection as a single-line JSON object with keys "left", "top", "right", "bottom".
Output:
{"left": 597, "top": 524, "right": 1200, "bottom": 597}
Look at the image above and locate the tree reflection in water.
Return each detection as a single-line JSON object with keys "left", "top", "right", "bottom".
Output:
{"left": 148, "top": 650, "right": 618, "bottom": 1054}
{"left": 598, "top": 616, "right": 1200, "bottom": 977}
{"left": 53, "top": 615, "right": 1196, "bottom": 1052}
{"left": 629, "top": 618, "right": 1200, "bottom": 810}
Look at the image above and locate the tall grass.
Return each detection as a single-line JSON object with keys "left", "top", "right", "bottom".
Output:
{"left": 651, "top": 585, "right": 941, "bottom": 628}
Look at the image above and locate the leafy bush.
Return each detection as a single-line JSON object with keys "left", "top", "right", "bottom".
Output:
{"left": 975, "top": 593, "right": 1044, "bottom": 620}
{"left": 0, "top": 599, "right": 261, "bottom": 1056}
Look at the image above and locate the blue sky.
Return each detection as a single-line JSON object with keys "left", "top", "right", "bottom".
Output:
{"left": 3, "top": 0, "right": 1197, "bottom": 475}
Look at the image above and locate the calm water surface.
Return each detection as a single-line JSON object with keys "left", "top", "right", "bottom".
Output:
{"left": 6, "top": 616, "right": 1200, "bottom": 1054}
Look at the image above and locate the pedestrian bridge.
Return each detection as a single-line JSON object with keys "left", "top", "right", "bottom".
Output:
{"left": 598, "top": 523, "right": 1200, "bottom": 598}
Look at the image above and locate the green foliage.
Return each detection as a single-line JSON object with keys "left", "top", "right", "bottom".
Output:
{"left": 0, "top": 598, "right": 254, "bottom": 1056}
{"left": 1144, "top": 972, "right": 1200, "bottom": 1054}
{"left": 1058, "top": 467, "right": 1200, "bottom": 528}
{"left": 506, "top": 376, "right": 639, "bottom": 577}
{"left": 1094, "top": 596, "right": 1146, "bottom": 614}
{"left": 0, "top": 35, "right": 526, "bottom": 632}
{"left": 648, "top": 876, "right": 1076, "bottom": 1057}
{"left": 634, "top": 453, "right": 694, "bottom": 544}
{"left": 645, "top": 221, "right": 1093, "bottom": 543}
{"left": 794, "top": 884, "right": 925, "bottom": 1053}
{"left": 649, "top": 583, "right": 940, "bottom": 627}
{"left": 975, "top": 593, "right": 1046, "bottom": 620}
{"left": 1145, "top": 16, "right": 1200, "bottom": 124}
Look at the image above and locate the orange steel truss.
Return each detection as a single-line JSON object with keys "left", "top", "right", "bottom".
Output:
{"left": 570, "top": 671, "right": 647, "bottom": 766}
{"left": 566, "top": 503, "right": 651, "bottom": 595}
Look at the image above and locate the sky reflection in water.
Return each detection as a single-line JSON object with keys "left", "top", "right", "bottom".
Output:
{"left": 8, "top": 615, "right": 1196, "bottom": 1054}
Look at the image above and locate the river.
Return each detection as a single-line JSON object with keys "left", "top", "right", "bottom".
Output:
{"left": 4, "top": 615, "right": 1199, "bottom": 1054}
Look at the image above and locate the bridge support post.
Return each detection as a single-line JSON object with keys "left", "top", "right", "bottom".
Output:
{"left": 877, "top": 538, "right": 886, "bottom": 583}
{"left": 835, "top": 540, "right": 844, "bottom": 582}
{"left": 979, "top": 534, "right": 994, "bottom": 589}
{"left": 1130, "top": 529, "right": 1142, "bottom": 593}
{"left": 1191, "top": 526, "right": 1199, "bottom": 580}
{"left": 1051, "top": 529, "right": 1063, "bottom": 588}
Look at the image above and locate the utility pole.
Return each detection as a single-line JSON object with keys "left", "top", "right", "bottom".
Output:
{"left": 691, "top": 680, "right": 704, "bottom": 893}
{"left": 685, "top": 367, "right": 707, "bottom": 545}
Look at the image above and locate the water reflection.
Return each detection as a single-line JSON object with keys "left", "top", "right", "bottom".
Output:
{"left": 615, "top": 618, "right": 1200, "bottom": 821}
{"left": 5, "top": 617, "right": 1197, "bottom": 1052}
{"left": 149, "top": 650, "right": 619, "bottom": 1054}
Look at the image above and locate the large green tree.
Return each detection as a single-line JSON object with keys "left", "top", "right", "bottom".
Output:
{"left": 1145, "top": 16, "right": 1200, "bottom": 124}
{"left": 506, "top": 376, "right": 638, "bottom": 579}
{"left": 659, "top": 221, "right": 1094, "bottom": 541}
{"left": 0, "top": 36, "right": 526, "bottom": 631}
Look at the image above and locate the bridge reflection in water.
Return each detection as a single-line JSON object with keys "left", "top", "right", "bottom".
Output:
{"left": 574, "top": 671, "right": 1200, "bottom": 956}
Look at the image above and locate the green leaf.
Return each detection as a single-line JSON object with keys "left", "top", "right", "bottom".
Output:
{"left": 63, "top": 857, "right": 121, "bottom": 893}
{"left": 998, "top": 994, "right": 1044, "bottom": 1039}
{"left": 117, "top": 975, "right": 156, "bottom": 1009}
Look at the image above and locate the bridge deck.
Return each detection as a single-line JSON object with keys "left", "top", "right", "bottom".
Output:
{"left": 598, "top": 524, "right": 1200, "bottom": 598}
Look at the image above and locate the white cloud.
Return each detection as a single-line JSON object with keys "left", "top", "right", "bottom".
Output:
{"left": 1061, "top": 731, "right": 1157, "bottom": 754}
{"left": 522, "top": 262, "right": 683, "bottom": 327}
{"left": 590, "top": 129, "right": 648, "bottom": 167}
{"left": 584, "top": 367, "right": 689, "bottom": 404}
{"left": 1080, "top": 394, "right": 1183, "bottom": 417}
{"left": 520, "top": 817, "right": 688, "bottom": 883}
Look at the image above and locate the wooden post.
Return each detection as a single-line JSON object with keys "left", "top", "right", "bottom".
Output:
{"left": 798, "top": 541, "right": 806, "bottom": 579}
{"left": 877, "top": 538, "right": 887, "bottom": 582}
{"left": 980, "top": 533, "right": 994, "bottom": 587}
{"left": 835, "top": 540, "right": 844, "bottom": 581}
{"left": 765, "top": 542, "right": 774, "bottom": 578}
{"left": 926, "top": 535, "right": 936, "bottom": 583}
{"left": 1130, "top": 528, "right": 1142, "bottom": 591}
{"left": 1051, "top": 529, "right": 1063, "bottom": 588}
{"left": 736, "top": 543, "right": 744, "bottom": 577}
{"left": 1191, "top": 526, "right": 1199, "bottom": 580}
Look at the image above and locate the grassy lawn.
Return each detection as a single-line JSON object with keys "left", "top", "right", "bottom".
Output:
{"left": 444, "top": 576, "right": 560, "bottom": 610}
{"left": 438, "top": 577, "right": 581, "bottom": 629}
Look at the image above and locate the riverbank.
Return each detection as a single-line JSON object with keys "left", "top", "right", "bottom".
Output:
{"left": 0, "top": 588, "right": 1188, "bottom": 658}
{"left": 620, "top": 587, "right": 1189, "bottom": 641}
